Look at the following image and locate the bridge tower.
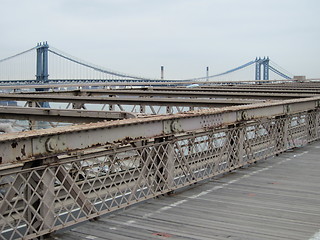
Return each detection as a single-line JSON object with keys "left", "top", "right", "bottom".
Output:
{"left": 263, "top": 57, "right": 269, "bottom": 81}
{"left": 255, "top": 57, "right": 269, "bottom": 81}
{"left": 255, "top": 57, "right": 261, "bottom": 81}
{"left": 36, "top": 42, "right": 49, "bottom": 83}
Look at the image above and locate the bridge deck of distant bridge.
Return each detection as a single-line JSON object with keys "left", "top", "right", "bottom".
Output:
{"left": 54, "top": 141, "right": 320, "bottom": 240}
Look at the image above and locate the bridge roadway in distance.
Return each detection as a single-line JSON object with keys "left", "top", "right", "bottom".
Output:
{"left": 0, "top": 78, "right": 320, "bottom": 91}
{"left": 54, "top": 141, "right": 320, "bottom": 240}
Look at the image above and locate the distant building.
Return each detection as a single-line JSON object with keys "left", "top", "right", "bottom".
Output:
{"left": 293, "top": 76, "right": 306, "bottom": 82}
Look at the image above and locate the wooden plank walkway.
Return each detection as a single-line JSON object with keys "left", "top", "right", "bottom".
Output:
{"left": 54, "top": 141, "right": 320, "bottom": 240}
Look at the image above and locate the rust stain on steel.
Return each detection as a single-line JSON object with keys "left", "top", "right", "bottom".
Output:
{"left": 21, "top": 144, "right": 26, "bottom": 156}
{"left": 114, "top": 136, "right": 145, "bottom": 144}
{"left": 152, "top": 233, "right": 173, "bottom": 237}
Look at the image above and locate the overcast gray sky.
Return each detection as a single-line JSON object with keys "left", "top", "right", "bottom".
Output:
{"left": 1, "top": 0, "right": 319, "bottom": 79}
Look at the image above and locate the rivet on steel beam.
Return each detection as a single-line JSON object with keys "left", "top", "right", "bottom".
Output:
{"left": 284, "top": 105, "right": 291, "bottom": 114}
{"left": 45, "top": 138, "right": 57, "bottom": 152}
{"left": 171, "top": 120, "right": 182, "bottom": 133}
{"left": 163, "top": 121, "right": 172, "bottom": 134}
{"left": 241, "top": 111, "right": 248, "bottom": 121}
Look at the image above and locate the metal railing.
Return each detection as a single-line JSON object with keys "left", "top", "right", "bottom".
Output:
{"left": 0, "top": 97, "right": 320, "bottom": 239}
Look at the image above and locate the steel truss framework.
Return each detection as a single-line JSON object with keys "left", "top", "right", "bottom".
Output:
{"left": 0, "top": 83, "right": 320, "bottom": 239}
{"left": 0, "top": 106, "right": 136, "bottom": 124}
{"left": 18, "top": 88, "right": 318, "bottom": 100}
{"left": 0, "top": 93, "right": 261, "bottom": 117}
{"left": 1, "top": 81, "right": 320, "bottom": 120}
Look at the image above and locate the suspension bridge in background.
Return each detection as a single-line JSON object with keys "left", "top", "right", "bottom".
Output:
{"left": 0, "top": 42, "right": 293, "bottom": 86}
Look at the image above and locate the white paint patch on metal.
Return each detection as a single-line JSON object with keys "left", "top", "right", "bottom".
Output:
{"left": 85, "top": 236, "right": 97, "bottom": 239}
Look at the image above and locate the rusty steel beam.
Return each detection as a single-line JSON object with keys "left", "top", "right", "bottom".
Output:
{"left": 19, "top": 89, "right": 317, "bottom": 100}
{"left": 0, "top": 96, "right": 320, "bottom": 165}
{"left": 0, "top": 106, "right": 136, "bottom": 123}
{"left": 0, "top": 93, "right": 259, "bottom": 107}
{"left": 201, "top": 83, "right": 320, "bottom": 90}
{"left": 141, "top": 86, "right": 320, "bottom": 94}
{"left": 82, "top": 88, "right": 320, "bottom": 95}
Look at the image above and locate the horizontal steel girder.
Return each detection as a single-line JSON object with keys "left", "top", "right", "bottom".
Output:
{"left": 0, "top": 106, "right": 136, "bottom": 123}
{"left": 22, "top": 89, "right": 317, "bottom": 100}
{"left": 0, "top": 93, "right": 259, "bottom": 107}
{"left": 0, "top": 96, "right": 320, "bottom": 165}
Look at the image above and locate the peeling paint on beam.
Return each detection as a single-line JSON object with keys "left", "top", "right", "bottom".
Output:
{"left": 0, "top": 94, "right": 258, "bottom": 106}
{"left": 20, "top": 89, "right": 317, "bottom": 100}
{"left": 0, "top": 106, "right": 136, "bottom": 123}
{"left": 0, "top": 96, "right": 319, "bottom": 165}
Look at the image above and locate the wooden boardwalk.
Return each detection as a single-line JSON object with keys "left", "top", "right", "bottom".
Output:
{"left": 54, "top": 141, "right": 320, "bottom": 240}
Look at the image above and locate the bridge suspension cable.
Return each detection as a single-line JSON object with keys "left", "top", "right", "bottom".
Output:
{"left": 269, "top": 60, "right": 293, "bottom": 79}
{"left": 186, "top": 60, "right": 256, "bottom": 81}
{"left": 269, "top": 65, "right": 292, "bottom": 79}
{"left": 0, "top": 46, "right": 37, "bottom": 63}
{"left": 48, "top": 47, "right": 158, "bottom": 81}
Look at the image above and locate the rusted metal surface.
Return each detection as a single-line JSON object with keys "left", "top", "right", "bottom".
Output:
{"left": 18, "top": 88, "right": 317, "bottom": 100}
{"left": 0, "top": 96, "right": 320, "bottom": 165}
{"left": 0, "top": 106, "right": 136, "bottom": 123}
{"left": 0, "top": 93, "right": 260, "bottom": 107}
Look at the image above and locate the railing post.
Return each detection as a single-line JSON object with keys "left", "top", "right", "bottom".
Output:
{"left": 228, "top": 124, "right": 245, "bottom": 169}
{"left": 306, "top": 110, "right": 317, "bottom": 142}
{"left": 153, "top": 137, "right": 175, "bottom": 193}
{"left": 24, "top": 160, "right": 55, "bottom": 237}
{"left": 238, "top": 125, "right": 246, "bottom": 165}
{"left": 275, "top": 115, "right": 289, "bottom": 154}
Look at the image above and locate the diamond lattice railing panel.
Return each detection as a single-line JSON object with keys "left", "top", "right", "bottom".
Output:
{"left": 1, "top": 110, "right": 320, "bottom": 239}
